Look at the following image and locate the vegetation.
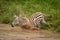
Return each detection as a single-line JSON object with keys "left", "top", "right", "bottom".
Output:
{"left": 0, "top": 0, "right": 60, "bottom": 32}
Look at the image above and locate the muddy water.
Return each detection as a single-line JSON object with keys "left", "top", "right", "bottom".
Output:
{"left": 0, "top": 24, "right": 60, "bottom": 40}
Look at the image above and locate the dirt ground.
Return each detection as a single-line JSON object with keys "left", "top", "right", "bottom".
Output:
{"left": 0, "top": 24, "right": 60, "bottom": 40}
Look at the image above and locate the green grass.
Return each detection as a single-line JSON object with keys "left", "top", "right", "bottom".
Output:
{"left": 0, "top": 0, "right": 60, "bottom": 32}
